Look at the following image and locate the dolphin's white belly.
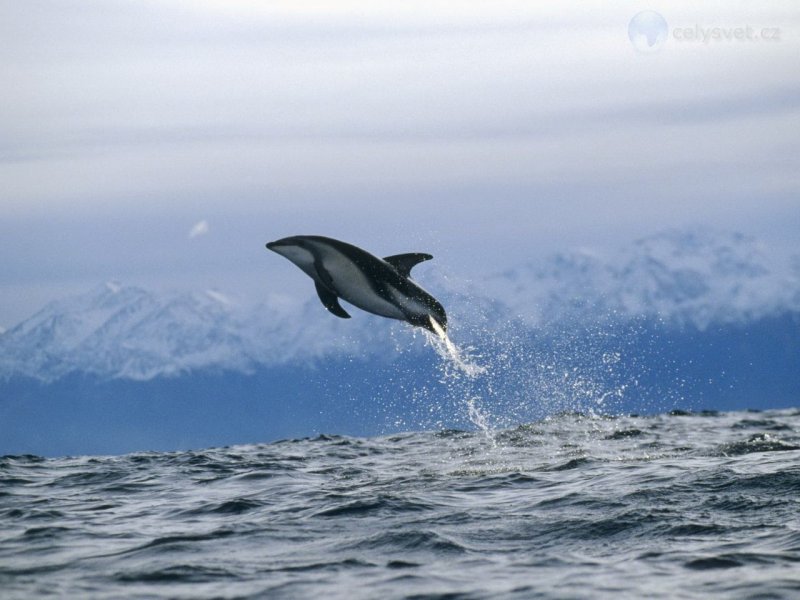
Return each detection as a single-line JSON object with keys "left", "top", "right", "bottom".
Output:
{"left": 275, "top": 245, "right": 317, "bottom": 280}
{"left": 320, "top": 252, "right": 406, "bottom": 319}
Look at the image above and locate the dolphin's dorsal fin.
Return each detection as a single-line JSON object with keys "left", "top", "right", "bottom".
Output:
{"left": 383, "top": 253, "right": 433, "bottom": 278}
{"left": 314, "top": 282, "right": 351, "bottom": 319}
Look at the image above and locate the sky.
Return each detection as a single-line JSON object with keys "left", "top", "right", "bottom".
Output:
{"left": 1, "top": 0, "right": 799, "bottom": 328}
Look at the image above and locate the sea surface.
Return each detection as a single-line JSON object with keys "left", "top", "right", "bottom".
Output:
{"left": 2, "top": 408, "right": 800, "bottom": 599}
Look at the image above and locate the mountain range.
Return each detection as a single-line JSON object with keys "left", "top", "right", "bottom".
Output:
{"left": 1, "top": 228, "right": 798, "bottom": 456}
{"left": 2, "top": 228, "right": 798, "bottom": 383}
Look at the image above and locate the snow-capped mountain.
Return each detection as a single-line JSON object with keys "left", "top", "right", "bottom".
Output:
{"left": 0, "top": 281, "right": 411, "bottom": 382}
{"left": 1, "top": 229, "right": 797, "bottom": 382}
{"left": 0, "top": 283, "right": 251, "bottom": 381}
{"left": 487, "top": 229, "right": 800, "bottom": 328}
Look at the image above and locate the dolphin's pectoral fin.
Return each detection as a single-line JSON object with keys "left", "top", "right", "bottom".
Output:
{"left": 383, "top": 253, "right": 433, "bottom": 278}
{"left": 314, "top": 282, "right": 351, "bottom": 319}
{"left": 313, "top": 258, "right": 335, "bottom": 289}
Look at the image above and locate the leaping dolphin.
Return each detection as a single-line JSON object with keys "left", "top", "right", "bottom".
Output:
{"left": 266, "top": 235, "right": 448, "bottom": 335}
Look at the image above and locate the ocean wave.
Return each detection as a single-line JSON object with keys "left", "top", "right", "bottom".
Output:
{"left": 1, "top": 408, "right": 799, "bottom": 599}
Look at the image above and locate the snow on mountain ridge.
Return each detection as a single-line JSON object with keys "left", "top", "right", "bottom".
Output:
{"left": 1, "top": 229, "right": 797, "bottom": 382}
{"left": 0, "top": 284, "right": 259, "bottom": 381}
{"left": 616, "top": 229, "right": 795, "bottom": 326}
{"left": 0, "top": 281, "right": 408, "bottom": 382}
{"left": 490, "top": 229, "right": 798, "bottom": 328}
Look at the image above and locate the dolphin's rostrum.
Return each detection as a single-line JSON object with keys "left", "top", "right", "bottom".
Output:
{"left": 266, "top": 235, "right": 447, "bottom": 335}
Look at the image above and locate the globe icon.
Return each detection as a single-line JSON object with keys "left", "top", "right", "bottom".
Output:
{"left": 628, "top": 11, "right": 668, "bottom": 53}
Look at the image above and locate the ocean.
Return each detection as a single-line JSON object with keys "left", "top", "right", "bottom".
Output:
{"left": 2, "top": 408, "right": 799, "bottom": 599}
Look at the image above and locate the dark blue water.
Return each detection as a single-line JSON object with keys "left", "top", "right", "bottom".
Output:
{"left": 2, "top": 409, "right": 799, "bottom": 598}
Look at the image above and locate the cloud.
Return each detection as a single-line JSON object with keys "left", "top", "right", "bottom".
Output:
{"left": 189, "top": 220, "right": 210, "bottom": 239}
{"left": 1, "top": 1, "right": 798, "bottom": 218}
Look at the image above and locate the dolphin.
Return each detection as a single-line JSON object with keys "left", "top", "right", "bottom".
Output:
{"left": 266, "top": 235, "right": 447, "bottom": 335}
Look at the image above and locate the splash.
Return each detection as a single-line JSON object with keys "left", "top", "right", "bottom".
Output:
{"left": 416, "top": 313, "right": 634, "bottom": 449}
{"left": 466, "top": 396, "right": 497, "bottom": 447}
{"left": 424, "top": 316, "right": 495, "bottom": 442}
{"left": 426, "top": 316, "right": 487, "bottom": 379}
